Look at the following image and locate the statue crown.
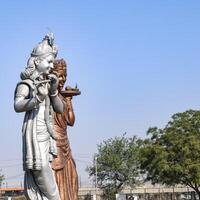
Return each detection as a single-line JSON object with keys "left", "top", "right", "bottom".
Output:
{"left": 31, "top": 33, "right": 58, "bottom": 58}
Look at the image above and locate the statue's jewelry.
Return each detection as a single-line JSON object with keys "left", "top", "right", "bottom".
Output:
{"left": 50, "top": 90, "right": 58, "bottom": 97}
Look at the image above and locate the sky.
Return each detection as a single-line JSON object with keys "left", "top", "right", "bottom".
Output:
{"left": 1, "top": 0, "right": 200, "bottom": 187}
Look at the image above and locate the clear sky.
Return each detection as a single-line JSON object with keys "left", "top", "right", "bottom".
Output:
{"left": 1, "top": 0, "right": 200, "bottom": 187}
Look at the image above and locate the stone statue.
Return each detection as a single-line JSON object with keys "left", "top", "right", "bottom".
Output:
{"left": 51, "top": 59, "right": 80, "bottom": 200}
{"left": 14, "top": 34, "right": 63, "bottom": 200}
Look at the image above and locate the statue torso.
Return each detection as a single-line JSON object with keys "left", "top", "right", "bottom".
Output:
{"left": 52, "top": 95, "right": 72, "bottom": 170}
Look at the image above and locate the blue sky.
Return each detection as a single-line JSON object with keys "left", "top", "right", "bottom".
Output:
{"left": 1, "top": 0, "right": 200, "bottom": 186}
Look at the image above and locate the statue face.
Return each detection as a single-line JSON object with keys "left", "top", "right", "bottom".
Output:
{"left": 35, "top": 54, "right": 54, "bottom": 75}
{"left": 57, "top": 69, "right": 66, "bottom": 91}
{"left": 53, "top": 60, "right": 67, "bottom": 91}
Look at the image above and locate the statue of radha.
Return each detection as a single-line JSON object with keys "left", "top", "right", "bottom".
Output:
{"left": 14, "top": 34, "right": 63, "bottom": 200}
{"left": 51, "top": 59, "right": 78, "bottom": 200}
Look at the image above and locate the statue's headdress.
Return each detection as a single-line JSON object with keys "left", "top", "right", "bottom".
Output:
{"left": 53, "top": 59, "right": 67, "bottom": 79}
{"left": 20, "top": 33, "right": 58, "bottom": 80}
{"left": 54, "top": 59, "right": 67, "bottom": 71}
{"left": 31, "top": 33, "right": 58, "bottom": 58}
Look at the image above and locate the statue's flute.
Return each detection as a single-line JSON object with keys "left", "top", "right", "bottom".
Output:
{"left": 34, "top": 79, "right": 51, "bottom": 86}
{"left": 33, "top": 72, "right": 57, "bottom": 86}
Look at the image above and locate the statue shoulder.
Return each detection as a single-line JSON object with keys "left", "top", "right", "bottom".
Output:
{"left": 15, "top": 79, "right": 35, "bottom": 97}
{"left": 17, "top": 79, "right": 34, "bottom": 89}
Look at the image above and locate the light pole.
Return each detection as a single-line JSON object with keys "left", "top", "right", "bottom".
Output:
{"left": 95, "top": 156, "right": 98, "bottom": 200}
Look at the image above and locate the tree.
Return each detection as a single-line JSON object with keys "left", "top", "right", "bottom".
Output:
{"left": 87, "top": 134, "right": 141, "bottom": 200}
{"left": 139, "top": 110, "right": 200, "bottom": 199}
{"left": 0, "top": 170, "right": 4, "bottom": 188}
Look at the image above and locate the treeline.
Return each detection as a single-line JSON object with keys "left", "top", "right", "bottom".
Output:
{"left": 88, "top": 110, "right": 200, "bottom": 200}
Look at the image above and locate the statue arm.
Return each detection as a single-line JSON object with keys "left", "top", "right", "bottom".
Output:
{"left": 14, "top": 84, "right": 39, "bottom": 112}
{"left": 66, "top": 97, "right": 75, "bottom": 126}
{"left": 48, "top": 74, "right": 64, "bottom": 113}
{"left": 50, "top": 94, "right": 64, "bottom": 114}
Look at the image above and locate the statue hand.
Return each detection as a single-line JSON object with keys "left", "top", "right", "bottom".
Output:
{"left": 48, "top": 74, "right": 59, "bottom": 95}
{"left": 37, "top": 83, "right": 48, "bottom": 102}
{"left": 66, "top": 96, "right": 73, "bottom": 101}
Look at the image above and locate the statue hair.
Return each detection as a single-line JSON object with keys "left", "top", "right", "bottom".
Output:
{"left": 20, "top": 57, "right": 37, "bottom": 80}
{"left": 53, "top": 59, "right": 67, "bottom": 73}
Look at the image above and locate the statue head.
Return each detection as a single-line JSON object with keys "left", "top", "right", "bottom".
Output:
{"left": 53, "top": 59, "right": 67, "bottom": 91}
{"left": 21, "top": 33, "right": 58, "bottom": 80}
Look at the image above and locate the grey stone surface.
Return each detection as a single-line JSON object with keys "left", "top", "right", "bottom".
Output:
{"left": 14, "top": 34, "right": 63, "bottom": 200}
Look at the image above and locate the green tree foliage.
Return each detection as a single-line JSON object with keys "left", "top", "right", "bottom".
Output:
{"left": 139, "top": 110, "right": 200, "bottom": 198}
{"left": 0, "top": 170, "right": 4, "bottom": 187}
{"left": 87, "top": 134, "right": 141, "bottom": 200}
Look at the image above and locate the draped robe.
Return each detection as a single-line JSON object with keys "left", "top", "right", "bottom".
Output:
{"left": 51, "top": 95, "right": 78, "bottom": 200}
{"left": 14, "top": 79, "right": 62, "bottom": 200}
